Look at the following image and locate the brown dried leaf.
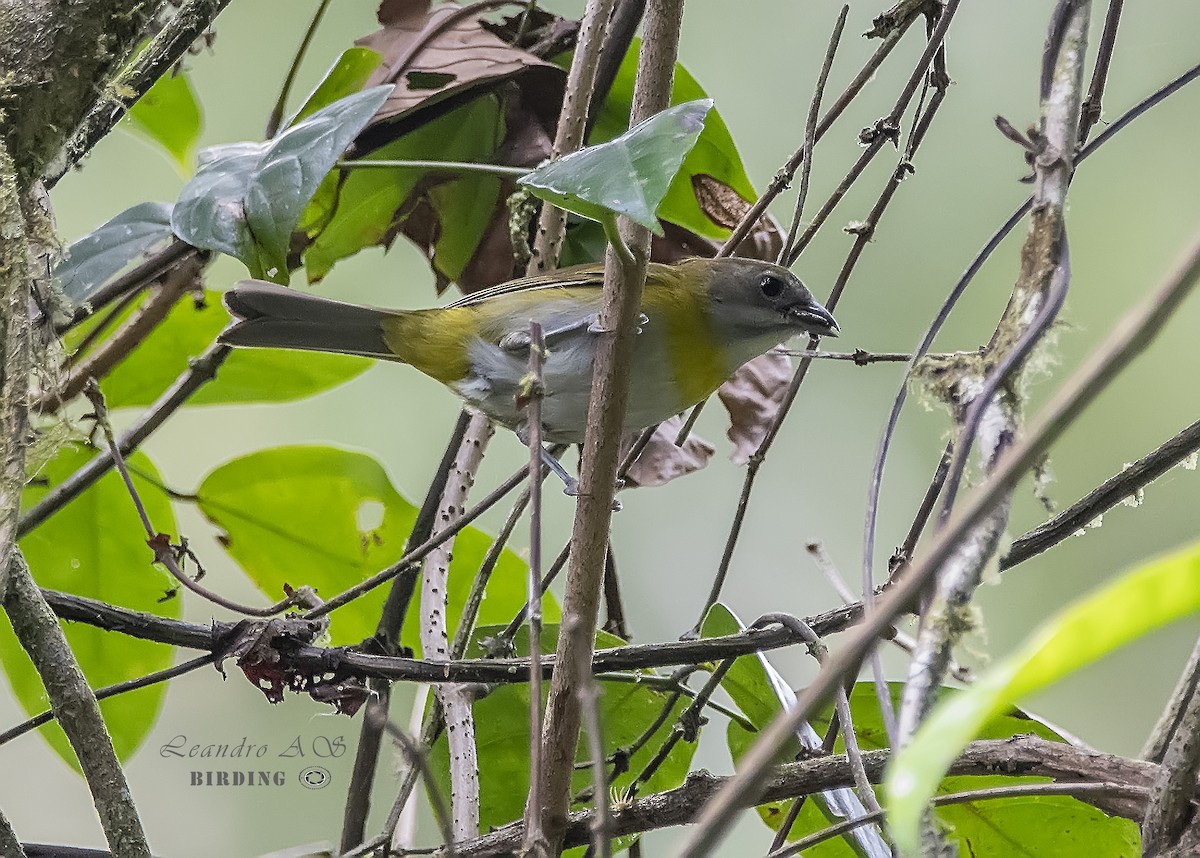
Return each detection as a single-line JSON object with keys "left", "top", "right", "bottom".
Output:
{"left": 358, "top": 1, "right": 563, "bottom": 131}
{"left": 691, "top": 174, "right": 785, "bottom": 262}
{"left": 717, "top": 350, "right": 794, "bottom": 465}
{"left": 622, "top": 416, "right": 716, "bottom": 488}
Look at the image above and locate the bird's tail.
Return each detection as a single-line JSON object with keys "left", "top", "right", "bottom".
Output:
{"left": 220, "top": 280, "right": 401, "bottom": 360}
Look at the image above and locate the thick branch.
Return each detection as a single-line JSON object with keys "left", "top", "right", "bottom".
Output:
{"left": 454, "top": 736, "right": 1163, "bottom": 855}
{"left": 0, "top": 0, "right": 156, "bottom": 183}
{"left": 539, "top": 3, "right": 681, "bottom": 845}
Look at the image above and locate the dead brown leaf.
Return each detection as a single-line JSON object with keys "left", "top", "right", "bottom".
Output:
{"left": 717, "top": 350, "right": 794, "bottom": 465}
{"left": 358, "top": 1, "right": 564, "bottom": 135}
{"left": 622, "top": 416, "right": 716, "bottom": 488}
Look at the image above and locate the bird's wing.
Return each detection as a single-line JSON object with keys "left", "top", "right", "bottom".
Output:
{"left": 446, "top": 264, "right": 606, "bottom": 308}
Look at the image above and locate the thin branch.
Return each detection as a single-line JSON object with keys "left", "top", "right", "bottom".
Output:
{"left": 539, "top": 2, "right": 680, "bottom": 847}
{"left": 38, "top": 584, "right": 866, "bottom": 682}
{"left": 375, "top": 715, "right": 458, "bottom": 857}
{"left": 18, "top": 343, "right": 231, "bottom": 536}
{"left": 1002, "top": 416, "right": 1200, "bottom": 570}
{"left": 681, "top": 224, "right": 1200, "bottom": 857}
{"left": 341, "top": 410, "right": 473, "bottom": 853}
{"left": 862, "top": 58, "right": 1200, "bottom": 627}
{"left": 777, "top": 5, "right": 848, "bottom": 266}
{"left": 1077, "top": 0, "right": 1123, "bottom": 146}
{"left": 716, "top": 0, "right": 926, "bottom": 257}
{"left": 264, "top": 0, "right": 333, "bottom": 138}
{"left": 43, "top": 0, "right": 234, "bottom": 187}
{"left": 83, "top": 381, "right": 300, "bottom": 617}
{"left": 522, "top": 321, "right": 550, "bottom": 858}
{"left": 0, "top": 654, "right": 215, "bottom": 748}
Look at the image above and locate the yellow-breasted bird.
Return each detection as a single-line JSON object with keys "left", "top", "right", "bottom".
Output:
{"left": 220, "top": 257, "right": 837, "bottom": 483}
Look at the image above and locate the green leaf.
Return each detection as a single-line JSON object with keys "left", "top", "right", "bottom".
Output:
{"left": 519, "top": 99, "right": 711, "bottom": 235}
{"left": 195, "top": 445, "right": 549, "bottom": 648}
{"left": 67, "top": 289, "right": 369, "bottom": 408}
{"left": 3, "top": 443, "right": 180, "bottom": 770}
{"left": 125, "top": 66, "right": 202, "bottom": 170}
{"left": 171, "top": 86, "right": 393, "bottom": 280}
{"left": 285, "top": 48, "right": 383, "bottom": 128}
{"left": 886, "top": 540, "right": 1200, "bottom": 854}
{"left": 430, "top": 625, "right": 696, "bottom": 843}
{"left": 303, "top": 94, "right": 503, "bottom": 283}
{"left": 55, "top": 202, "right": 175, "bottom": 306}
{"left": 585, "top": 41, "right": 757, "bottom": 239}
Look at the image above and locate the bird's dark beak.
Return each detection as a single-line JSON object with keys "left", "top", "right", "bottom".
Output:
{"left": 789, "top": 301, "right": 840, "bottom": 338}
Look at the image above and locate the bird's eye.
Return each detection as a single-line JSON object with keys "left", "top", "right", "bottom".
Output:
{"left": 759, "top": 274, "right": 784, "bottom": 298}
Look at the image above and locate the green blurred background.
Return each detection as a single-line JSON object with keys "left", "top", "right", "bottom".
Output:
{"left": 3, "top": 0, "right": 1200, "bottom": 853}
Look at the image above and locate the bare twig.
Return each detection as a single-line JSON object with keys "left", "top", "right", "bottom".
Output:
{"left": 777, "top": 5, "right": 848, "bottom": 266}
{"left": 1003, "top": 417, "right": 1200, "bottom": 570}
{"left": 896, "top": 0, "right": 1089, "bottom": 756}
{"left": 0, "top": 653, "right": 215, "bottom": 748}
{"left": 421, "top": 413, "right": 494, "bottom": 841}
{"left": 83, "top": 381, "right": 300, "bottom": 617}
{"left": 341, "top": 411, "right": 473, "bottom": 853}
{"left": 527, "top": 0, "right": 619, "bottom": 271}
{"left": 768, "top": 781, "right": 1147, "bottom": 858}
{"left": 522, "top": 321, "right": 550, "bottom": 857}
{"left": 374, "top": 715, "right": 457, "bottom": 856}
{"left": 1077, "top": 0, "right": 1123, "bottom": 146}
{"left": 264, "top": 0, "right": 333, "bottom": 138}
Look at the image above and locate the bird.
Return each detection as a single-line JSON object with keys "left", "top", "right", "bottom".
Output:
{"left": 220, "top": 257, "right": 838, "bottom": 489}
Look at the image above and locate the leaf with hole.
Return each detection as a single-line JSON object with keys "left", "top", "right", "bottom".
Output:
{"left": 519, "top": 99, "right": 713, "bottom": 235}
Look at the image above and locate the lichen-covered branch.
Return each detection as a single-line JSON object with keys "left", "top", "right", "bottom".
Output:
{"left": 0, "top": 0, "right": 157, "bottom": 183}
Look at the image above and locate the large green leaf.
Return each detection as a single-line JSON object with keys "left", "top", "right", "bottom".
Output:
{"left": 3, "top": 443, "right": 180, "bottom": 770}
{"left": 195, "top": 445, "right": 549, "bottom": 648}
{"left": 171, "top": 86, "right": 392, "bottom": 280}
{"left": 430, "top": 625, "right": 696, "bottom": 846}
{"left": 519, "top": 99, "right": 712, "bottom": 235}
{"left": 125, "top": 64, "right": 202, "bottom": 170}
{"left": 54, "top": 202, "right": 175, "bottom": 306}
{"left": 66, "top": 289, "right": 369, "bottom": 409}
{"left": 579, "top": 41, "right": 758, "bottom": 239}
{"left": 886, "top": 543, "right": 1200, "bottom": 855}
{"left": 303, "top": 94, "right": 503, "bottom": 283}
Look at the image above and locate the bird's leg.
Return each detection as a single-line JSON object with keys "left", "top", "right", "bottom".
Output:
{"left": 539, "top": 445, "right": 580, "bottom": 497}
